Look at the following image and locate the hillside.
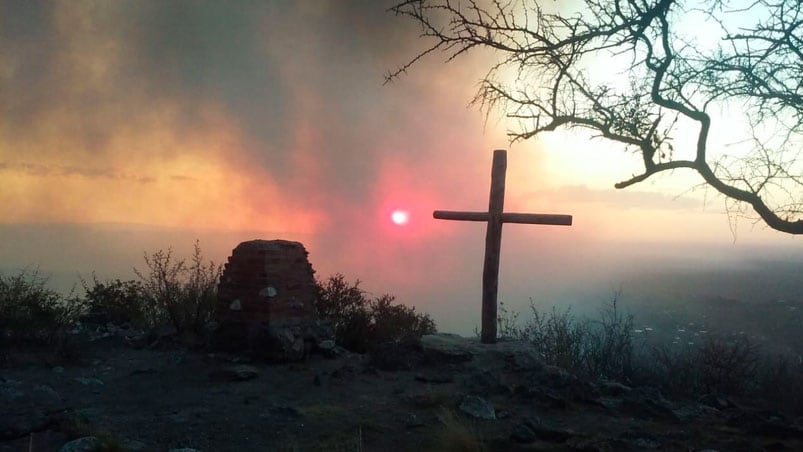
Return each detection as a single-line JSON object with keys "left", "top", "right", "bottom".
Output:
{"left": 3, "top": 329, "right": 802, "bottom": 452}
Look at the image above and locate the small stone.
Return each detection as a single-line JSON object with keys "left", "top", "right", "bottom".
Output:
{"left": 74, "top": 377, "right": 104, "bottom": 387}
{"left": 511, "top": 423, "right": 537, "bottom": 443}
{"left": 259, "top": 286, "right": 278, "bottom": 298}
{"left": 59, "top": 436, "right": 100, "bottom": 452}
{"left": 406, "top": 413, "right": 424, "bottom": 428}
{"left": 229, "top": 299, "right": 242, "bottom": 311}
{"left": 209, "top": 365, "right": 259, "bottom": 382}
{"left": 459, "top": 395, "right": 496, "bottom": 420}
{"left": 52, "top": 366, "right": 65, "bottom": 373}
{"left": 318, "top": 339, "right": 339, "bottom": 358}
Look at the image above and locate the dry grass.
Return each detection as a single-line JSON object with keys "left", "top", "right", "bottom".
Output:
{"left": 431, "top": 409, "right": 486, "bottom": 452}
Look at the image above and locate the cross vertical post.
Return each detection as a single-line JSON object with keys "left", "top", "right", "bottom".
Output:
{"left": 434, "top": 149, "right": 573, "bottom": 344}
{"left": 482, "top": 150, "right": 506, "bottom": 343}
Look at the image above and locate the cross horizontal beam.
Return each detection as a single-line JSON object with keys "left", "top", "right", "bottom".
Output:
{"left": 434, "top": 210, "right": 572, "bottom": 226}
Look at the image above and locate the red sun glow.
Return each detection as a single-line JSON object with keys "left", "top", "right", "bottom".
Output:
{"left": 391, "top": 210, "right": 410, "bottom": 225}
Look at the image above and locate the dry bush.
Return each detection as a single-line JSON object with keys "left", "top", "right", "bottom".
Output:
{"left": 315, "top": 274, "right": 436, "bottom": 353}
{"left": 583, "top": 296, "right": 635, "bottom": 381}
{"left": 500, "top": 295, "right": 799, "bottom": 413}
{"left": 0, "top": 268, "right": 83, "bottom": 346}
{"left": 639, "top": 334, "right": 771, "bottom": 400}
{"left": 754, "top": 354, "right": 803, "bottom": 414}
{"left": 134, "top": 240, "right": 221, "bottom": 338}
{"left": 697, "top": 335, "right": 758, "bottom": 395}
{"left": 82, "top": 276, "right": 151, "bottom": 328}
{"left": 501, "top": 296, "right": 634, "bottom": 381}
{"left": 521, "top": 304, "right": 588, "bottom": 372}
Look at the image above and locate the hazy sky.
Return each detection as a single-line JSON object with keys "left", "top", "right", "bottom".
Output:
{"left": 1, "top": 0, "right": 800, "bottom": 333}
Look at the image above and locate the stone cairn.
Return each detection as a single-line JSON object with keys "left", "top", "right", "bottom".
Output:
{"left": 214, "top": 240, "right": 332, "bottom": 361}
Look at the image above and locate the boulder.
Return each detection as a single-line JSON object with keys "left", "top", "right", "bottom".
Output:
{"left": 1, "top": 379, "right": 65, "bottom": 440}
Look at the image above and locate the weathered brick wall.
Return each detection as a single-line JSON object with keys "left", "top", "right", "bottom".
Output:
{"left": 217, "top": 240, "right": 316, "bottom": 327}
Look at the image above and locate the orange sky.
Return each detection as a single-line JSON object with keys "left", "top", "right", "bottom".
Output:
{"left": 1, "top": 0, "right": 800, "bottom": 333}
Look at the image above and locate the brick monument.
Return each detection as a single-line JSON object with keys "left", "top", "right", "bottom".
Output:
{"left": 217, "top": 239, "right": 317, "bottom": 326}
{"left": 214, "top": 240, "right": 329, "bottom": 360}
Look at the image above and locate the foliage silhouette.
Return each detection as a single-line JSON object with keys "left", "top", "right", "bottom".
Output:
{"left": 390, "top": 0, "right": 803, "bottom": 234}
{"left": 315, "top": 274, "right": 436, "bottom": 353}
{"left": 133, "top": 240, "right": 221, "bottom": 338}
{"left": 0, "top": 268, "right": 82, "bottom": 345}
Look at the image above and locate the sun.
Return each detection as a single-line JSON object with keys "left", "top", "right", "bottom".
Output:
{"left": 391, "top": 209, "right": 410, "bottom": 225}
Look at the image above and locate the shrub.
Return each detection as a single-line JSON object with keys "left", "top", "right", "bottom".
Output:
{"left": 0, "top": 268, "right": 82, "bottom": 345}
{"left": 583, "top": 296, "right": 634, "bottom": 381}
{"left": 754, "top": 354, "right": 803, "bottom": 414}
{"left": 497, "top": 295, "right": 802, "bottom": 414}
{"left": 134, "top": 240, "right": 221, "bottom": 338}
{"left": 315, "top": 274, "right": 436, "bottom": 353}
{"left": 696, "top": 334, "right": 758, "bottom": 395}
{"left": 82, "top": 276, "right": 151, "bottom": 327}
{"left": 371, "top": 294, "right": 437, "bottom": 343}
{"left": 641, "top": 334, "right": 760, "bottom": 398}
{"left": 519, "top": 303, "right": 588, "bottom": 372}
{"left": 501, "top": 298, "right": 634, "bottom": 381}
{"left": 637, "top": 342, "right": 702, "bottom": 398}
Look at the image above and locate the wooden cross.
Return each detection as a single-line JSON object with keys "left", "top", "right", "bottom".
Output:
{"left": 434, "top": 149, "right": 573, "bottom": 344}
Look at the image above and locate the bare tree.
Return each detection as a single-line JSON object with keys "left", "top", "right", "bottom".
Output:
{"left": 388, "top": 0, "right": 803, "bottom": 234}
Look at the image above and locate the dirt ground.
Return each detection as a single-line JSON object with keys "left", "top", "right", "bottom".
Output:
{"left": 3, "top": 331, "right": 802, "bottom": 452}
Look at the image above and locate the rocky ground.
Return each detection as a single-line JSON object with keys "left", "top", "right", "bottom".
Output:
{"left": 2, "top": 327, "right": 803, "bottom": 452}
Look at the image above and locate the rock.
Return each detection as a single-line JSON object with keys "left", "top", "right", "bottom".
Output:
{"left": 74, "top": 377, "right": 104, "bottom": 387}
{"left": 405, "top": 414, "right": 424, "bottom": 428}
{"left": 58, "top": 436, "right": 100, "bottom": 452}
{"left": 0, "top": 379, "right": 65, "bottom": 440}
{"left": 520, "top": 417, "right": 575, "bottom": 443}
{"left": 168, "top": 449, "right": 202, "bottom": 452}
{"left": 622, "top": 387, "right": 678, "bottom": 421}
{"left": 420, "top": 334, "right": 475, "bottom": 363}
{"left": 208, "top": 364, "right": 260, "bottom": 382}
{"left": 316, "top": 338, "right": 345, "bottom": 358}
{"left": 597, "top": 380, "right": 632, "bottom": 397}
{"left": 249, "top": 324, "right": 307, "bottom": 362}
{"left": 258, "top": 404, "right": 305, "bottom": 428}
{"left": 510, "top": 365, "right": 599, "bottom": 409}
{"left": 510, "top": 422, "right": 537, "bottom": 443}
{"left": 414, "top": 371, "right": 454, "bottom": 384}
{"left": 459, "top": 395, "right": 496, "bottom": 420}
{"left": 304, "top": 320, "right": 335, "bottom": 344}
{"left": 698, "top": 393, "right": 736, "bottom": 410}
{"left": 369, "top": 337, "right": 425, "bottom": 371}
{"left": 507, "top": 348, "right": 544, "bottom": 372}
{"left": 459, "top": 369, "right": 507, "bottom": 396}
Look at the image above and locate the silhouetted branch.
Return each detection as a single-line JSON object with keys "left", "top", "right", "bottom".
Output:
{"left": 390, "top": 0, "right": 803, "bottom": 234}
